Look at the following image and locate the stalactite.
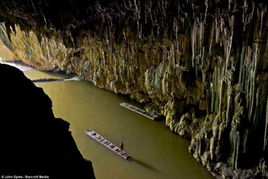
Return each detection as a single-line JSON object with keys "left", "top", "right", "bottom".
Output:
{"left": 0, "top": 0, "right": 267, "bottom": 178}
{"left": 264, "top": 98, "right": 268, "bottom": 152}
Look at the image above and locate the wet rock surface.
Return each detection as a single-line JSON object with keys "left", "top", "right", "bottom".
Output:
{"left": 0, "top": 0, "right": 267, "bottom": 178}
{"left": 0, "top": 64, "right": 95, "bottom": 179}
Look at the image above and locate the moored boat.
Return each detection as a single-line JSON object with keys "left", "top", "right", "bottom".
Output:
{"left": 119, "top": 102, "right": 162, "bottom": 121}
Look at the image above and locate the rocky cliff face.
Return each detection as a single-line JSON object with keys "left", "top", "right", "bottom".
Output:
{"left": 0, "top": 0, "right": 267, "bottom": 178}
{"left": 0, "top": 64, "right": 95, "bottom": 178}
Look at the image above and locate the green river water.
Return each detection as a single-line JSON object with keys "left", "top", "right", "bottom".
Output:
{"left": 23, "top": 69, "right": 213, "bottom": 179}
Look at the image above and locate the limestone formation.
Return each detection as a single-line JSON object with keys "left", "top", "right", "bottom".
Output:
{"left": 0, "top": 0, "right": 267, "bottom": 178}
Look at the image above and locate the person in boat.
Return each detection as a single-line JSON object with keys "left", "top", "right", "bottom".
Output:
{"left": 120, "top": 141, "right": 124, "bottom": 150}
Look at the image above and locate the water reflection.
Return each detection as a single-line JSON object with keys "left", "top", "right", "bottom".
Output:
{"left": 132, "top": 158, "right": 159, "bottom": 173}
{"left": 23, "top": 69, "right": 213, "bottom": 179}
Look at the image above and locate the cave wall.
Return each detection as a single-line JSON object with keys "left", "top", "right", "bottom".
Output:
{"left": 0, "top": 64, "right": 95, "bottom": 178}
{"left": 0, "top": 0, "right": 267, "bottom": 177}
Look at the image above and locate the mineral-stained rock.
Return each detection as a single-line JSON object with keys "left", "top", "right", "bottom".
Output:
{"left": 0, "top": 0, "right": 267, "bottom": 178}
{"left": 0, "top": 64, "right": 95, "bottom": 178}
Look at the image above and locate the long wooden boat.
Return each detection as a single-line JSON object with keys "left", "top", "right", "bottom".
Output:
{"left": 32, "top": 76, "right": 80, "bottom": 83}
{"left": 119, "top": 102, "right": 162, "bottom": 121}
{"left": 85, "top": 129, "right": 132, "bottom": 161}
{"left": 32, "top": 78, "right": 65, "bottom": 83}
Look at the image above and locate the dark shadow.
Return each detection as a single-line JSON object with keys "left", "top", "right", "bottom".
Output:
{"left": 131, "top": 157, "right": 160, "bottom": 173}
{"left": 0, "top": 64, "right": 95, "bottom": 178}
